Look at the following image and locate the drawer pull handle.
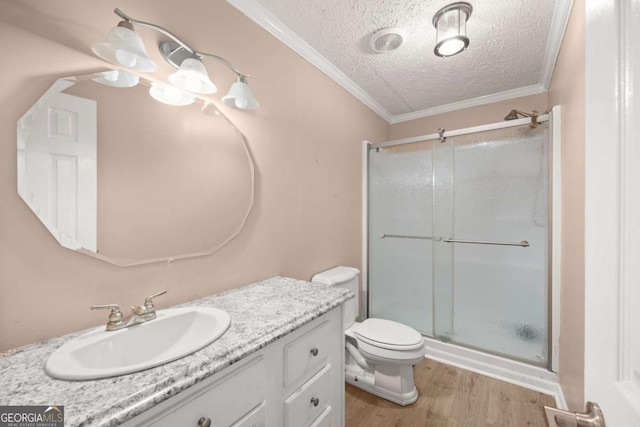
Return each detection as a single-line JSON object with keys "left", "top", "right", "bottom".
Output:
{"left": 311, "top": 397, "right": 320, "bottom": 407}
{"left": 198, "top": 417, "right": 212, "bottom": 427}
{"left": 310, "top": 347, "right": 319, "bottom": 356}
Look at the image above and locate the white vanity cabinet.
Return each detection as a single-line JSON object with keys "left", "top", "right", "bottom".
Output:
{"left": 123, "top": 306, "right": 344, "bottom": 427}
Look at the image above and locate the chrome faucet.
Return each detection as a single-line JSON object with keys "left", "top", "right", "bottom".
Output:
{"left": 91, "top": 290, "right": 167, "bottom": 331}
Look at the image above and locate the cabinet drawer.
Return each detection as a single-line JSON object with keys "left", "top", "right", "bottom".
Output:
{"left": 284, "top": 320, "right": 331, "bottom": 386}
{"left": 284, "top": 364, "right": 331, "bottom": 427}
{"left": 171, "top": 357, "right": 265, "bottom": 426}
{"left": 230, "top": 402, "right": 265, "bottom": 427}
{"left": 309, "top": 406, "right": 333, "bottom": 427}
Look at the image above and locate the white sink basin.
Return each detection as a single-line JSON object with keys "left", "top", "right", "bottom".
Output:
{"left": 45, "top": 307, "right": 230, "bottom": 380}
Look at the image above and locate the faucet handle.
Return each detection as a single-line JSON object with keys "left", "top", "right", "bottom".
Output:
{"left": 90, "top": 304, "right": 125, "bottom": 331}
{"left": 144, "top": 290, "right": 167, "bottom": 309}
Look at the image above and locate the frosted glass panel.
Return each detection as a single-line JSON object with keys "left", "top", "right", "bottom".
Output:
{"left": 432, "top": 141, "right": 454, "bottom": 341}
{"left": 367, "top": 122, "right": 550, "bottom": 367}
{"left": 368, "top": 143, "right": 433, "bottom": 335}
{"left": 445, "top": 124, "right": 548, "bottom": 364}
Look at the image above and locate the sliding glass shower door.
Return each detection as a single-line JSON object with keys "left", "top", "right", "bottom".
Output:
{"left": 369, "top": 143, "right": 435, "bottom": 334}
{"left": 368, "top": 123, "right": 549, "bottom": 366}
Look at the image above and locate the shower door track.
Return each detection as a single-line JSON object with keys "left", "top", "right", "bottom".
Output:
{"left": 370, "top": 114, "right": 549, "bottom": 150}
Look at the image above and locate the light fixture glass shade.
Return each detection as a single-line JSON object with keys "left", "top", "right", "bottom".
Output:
{"left": 221, "top": 78, "right": 260, "bottom": 110}
{"left": 91, "top": 23, "right": 157, "bottom": 72}
{"left": 149, "top": 81, "right": 196, "bottom": 106}
{"left": 433, "top": 2, "right": 472, "bottom": 58}
{"left": 92, "top": 70, "right": 139, "bottom": 88}
{"left": 168, "top": 57, "right": 217, "bottom": 94}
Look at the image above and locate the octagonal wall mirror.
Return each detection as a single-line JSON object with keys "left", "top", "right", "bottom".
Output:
{"left": 17, "top": 70, "right": 254, "bottom": 267}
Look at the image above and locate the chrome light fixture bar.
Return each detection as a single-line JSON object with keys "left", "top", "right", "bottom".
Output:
{"left": 432, "top": 2, "right": 472, "bottom": 58}
{"left": 92, "top": 8, "right": 259, "bottom": 110}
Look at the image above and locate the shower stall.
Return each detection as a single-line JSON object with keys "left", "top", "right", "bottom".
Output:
{"left": 366, "top": 113, "right": 556, "bottom": 369}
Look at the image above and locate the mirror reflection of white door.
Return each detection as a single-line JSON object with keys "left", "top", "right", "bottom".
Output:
{"left": 585, "top": 0, "right": 640, "bottom": 425}
{"left": 18, "top": 81, "right": 97, "bottom": 252}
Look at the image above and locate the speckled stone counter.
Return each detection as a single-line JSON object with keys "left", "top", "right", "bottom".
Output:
{"left": 0, "top": 277, "right": 352, "bottom": 426}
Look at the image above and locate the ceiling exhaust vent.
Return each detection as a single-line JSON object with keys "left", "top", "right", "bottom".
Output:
{"left": 369, "top": 27, "right": 406, "bottom": 53}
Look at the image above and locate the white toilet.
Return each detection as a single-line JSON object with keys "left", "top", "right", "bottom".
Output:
{"left": 312, "top": 266, "right": 426, "bottom": 406}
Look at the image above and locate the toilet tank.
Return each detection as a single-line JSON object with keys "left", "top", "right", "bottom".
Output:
{"left": 311, "top": 266, "right": 360, "bottom": 330}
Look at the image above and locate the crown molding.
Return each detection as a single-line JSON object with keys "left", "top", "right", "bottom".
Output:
{"left": 226, "top": 0, "right": 394, "bottom": 122}
{"left": 539, "top": 0, "right": 574, "bottom": 89}
{"left": 227, "top": 0, "right": 571, "bottom": 124}
{"left": 389, "top": 84, "right": 546, "bottom": 124}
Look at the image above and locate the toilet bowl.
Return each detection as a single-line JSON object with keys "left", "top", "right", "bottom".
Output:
{"left": 312, "top": 266, "right": 426, "bottom": 406}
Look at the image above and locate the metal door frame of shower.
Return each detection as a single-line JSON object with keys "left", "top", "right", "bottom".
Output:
{"left": 362, "top": 106, "right": 562, "bottom": 376}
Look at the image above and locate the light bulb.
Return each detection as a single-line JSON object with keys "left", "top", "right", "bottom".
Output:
{"left": 438, "top": 38, "right": 465, "bottom": 56}
{"left": 235, "top": 98, "right": 248, "bottom": 109}
{"left": 102, "top": 71, "right": 119, "bottom": 82}
{"left": 164, "top": 85, "right": 184, "bottom": 103}
{"left": 115, "top": 49, "right": 137, "bottom": 68}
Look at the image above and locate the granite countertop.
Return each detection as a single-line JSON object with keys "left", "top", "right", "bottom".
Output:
{"left": 0, "top": 276, "right": 352, "bottom": 426}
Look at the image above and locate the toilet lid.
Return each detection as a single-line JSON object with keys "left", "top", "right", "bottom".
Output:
{"left": 355, "top": 318, "right": 424, "bottom": 350}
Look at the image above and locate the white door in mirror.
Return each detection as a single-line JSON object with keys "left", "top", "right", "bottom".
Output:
{"left": 44, "top": 307, "right": 230, "bottom": 380}
{"left": 17, "top": 79, "right": 97, "bottom": 252}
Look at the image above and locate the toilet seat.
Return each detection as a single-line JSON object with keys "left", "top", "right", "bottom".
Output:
{"left": 354, "top": 318, "right": 424, "bottom": 351}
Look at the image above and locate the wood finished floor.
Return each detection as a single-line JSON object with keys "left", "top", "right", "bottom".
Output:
{"left": 345, "top": 358, "right": 554, "bottom": 427}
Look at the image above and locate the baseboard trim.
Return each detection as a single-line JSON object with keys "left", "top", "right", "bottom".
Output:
{"left": 423, "top": 337, "right": 567, "bottom": 410}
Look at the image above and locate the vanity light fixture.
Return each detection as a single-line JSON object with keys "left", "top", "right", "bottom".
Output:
{"left": 149, "top": 81, "right": 197, "bottom": 106}
{"left": 92, "top": 70, "right": 140, "bottom": 88}
{"left": 222, "top": 76, "right": 260, "bottom": 110}
{"left": 432, "top": 2, "right": 473, "bottom": 58}
{"left": 92, "top": 8, "right": 259, "bottom": 110}
{"left": 91, "top": 20, "right": 157, "bottom": 72}
{"left": 168, "top": 57, "right": 217, "bottom": 94}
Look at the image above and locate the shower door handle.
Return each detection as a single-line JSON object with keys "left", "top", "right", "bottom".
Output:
{"left": 380, "top": 234, "right": 433, "bottom": 240}
{"left": 442, "top": 238, "right": 530, "bottom": 247}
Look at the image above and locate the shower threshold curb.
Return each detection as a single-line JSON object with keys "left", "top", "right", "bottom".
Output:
{"left": 422, "top": 336, "right": 567, "bottom": 410}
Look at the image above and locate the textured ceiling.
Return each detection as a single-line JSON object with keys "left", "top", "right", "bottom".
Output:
{"left": 235, "top": 0, "right": 564, "bottom": 121}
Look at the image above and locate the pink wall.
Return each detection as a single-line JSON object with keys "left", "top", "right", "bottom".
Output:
{"left": 0, "top": 1, "right": 388, "bottom": 351}
{"left": 548, "top": 0, "right": 586, "bottom": 411}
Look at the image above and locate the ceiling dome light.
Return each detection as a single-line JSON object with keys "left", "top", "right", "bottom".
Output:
{"left": 168, "top": 57, "right": 217, "bottom": 94}
{"left": 432, "top": 2, "right": 472, "bottom": 58}
{"left": 91, "top": 21, "right": 157, "bottom": 72}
